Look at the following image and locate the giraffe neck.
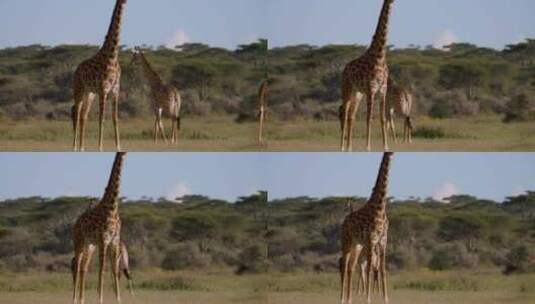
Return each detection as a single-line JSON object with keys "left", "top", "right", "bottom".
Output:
{"left": 139, "top": 54, "right": 163, "bottom": 88}
{"left": 99, "top": 0, "right": 127, "bottom": 62}
{"left": 366, "top": 0, "right": 394, "bottom": 63}
{"left": 367, "top": 152, "right": 393, "bottom": 209}
{"left": 99, "top": 152, "right": 126, "bottom": 210}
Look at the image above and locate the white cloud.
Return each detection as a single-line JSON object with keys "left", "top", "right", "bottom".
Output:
{"left": 166, "top": 181, "right": 190, "bottom": 202}
{"left": 433, "top": 30, "right": 458, "bottom": 49}
{"left": 432, "top": 182, "right": 459, "bottom": 202}
{"left": 511, "top": 186, "right": 526, "bottom": 197}
{"left": 166, "top": 28, "right": 190, "bottom": 50}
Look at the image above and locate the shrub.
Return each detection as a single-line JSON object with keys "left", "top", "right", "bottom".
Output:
{"left": 236, "top": 244, "right": 269, "bottom": 274}
{"left": 503, "top": 245, "right": 532, "bottom": 275}
{"left": 428, "top": 248, "right": 456, "bottom": 271}
{"left": 161, "top": 242, "right": 211, "bottom": 271}
{"left": 503, "top": 93, "right": 535, "bottom": 123}
{"left": 429, "top": 99, "right": 455, "bottom": 119}
{"left": 412, "top": 126, "right": 446, "bottom": 139}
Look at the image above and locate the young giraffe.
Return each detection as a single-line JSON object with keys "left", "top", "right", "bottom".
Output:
{"left": 72, "top": 152, "right": 126, "bottom": 304}
{"left": 131, "top": 47, "right": 182, "bottom": 144}
{"left": 340, "top": 152, "right": 393, "bottom": 304}
{"left": 340, "top": 0, "right": 395, "bottom": 152}
{"left": 386, "top": 78, "right": 413, "bottom": 144}
{"left": 257, "top": 78, "right": 269, "bottom": 143}
{"left": 72, "top": 0, "right": 127, "bottom": 152}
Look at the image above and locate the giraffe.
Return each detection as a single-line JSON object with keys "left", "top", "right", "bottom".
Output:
{"left": 72, "top": 152, "right": 126, "bottom": 304}
{"left": 72, "top": 0, "right": 127, "bottom": 152}
{"left": 257, "top": 78, "right": 269, "bottom": 144}
{"left": 131, "top": 47, "right": 182, "bottom": 144}
{"left": 340, "top": 152, "right": 393, "bottom": 304}
{"left": 339, "top": 199, "right": 389, "bottom": 297}
{"left": 71, "top": 240, "right": 135, "bottom": 297}
{"left": 356, "top": 217, "right": 389, "bottom": 296}
{"left": 386, "top": 78, "right": 413, "bottom": 144}
{"left": 340, "top": 0, "right": 396, "bottom": 152}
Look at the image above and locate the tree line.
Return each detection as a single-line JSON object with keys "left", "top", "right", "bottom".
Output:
{"left": 0, "top": 191, "right": 533, "bottom": 275}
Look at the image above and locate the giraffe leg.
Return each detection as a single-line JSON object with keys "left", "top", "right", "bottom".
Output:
{"left": 380, "top": 246, "right": 389, "bottom": 303}
{"left": 153, "top": 117, "right": 158, "bottom": 143}
{"left": 98, "top": 244, "right": 109, "bottom": 304}
{"left": 171, "top": 118, "right": 176, "bottom": 144}
{"left": 72, "top": 249, "right": 83, "bottom": 304}
{"left": 79, "top": 94, "right": 94, "bottom": 152}
{"left": 79, "top": 246, "right": 94, "bottom": 304}
{"left": 98, "top": 92, "right": 109, "bottom": 152}
{"left": 340, "top": 252, "right": 349, "bottom": 304}
{"left": 389, "top": 112, "right": 398, "bottom": 144}
{"left": 109, "top": 242, "right": 122, "bottom": 304}
{"left": 258, "top": 108, "right": 265, "bottom": 144}
{"left": 158, "top": 119, "right": 168, "bottom": 144}
{"left": 347, "top": 247, "right": 362, "bottom": 304}
{"left": 341, "top": 101, "right": 350, "bottom": 152}
{"left": 347, "top": 250, "right": 360, "bottom": 304}
{"left": 406, "top": 117, "right": 413, "bottom": 144}
{"left": 366, "top": 92, "right": 375, "bottom": 152}
{"left": 72, "top": 101, "right": 82, "bottom": 152}
{"left": 156, "top": 109, "right": 168, "bottom": 144}
{"left": 112, "top": 90, "right": 121, "bottom": 151}
{"left": 347, "top": 93, "right": 361, "bottom": 152}
{"left": 380, "top": 90, "right": 389, "bottom": 151}
{"left": 366, "top": 243, "right": 375, "bottom": 304}
{"left": 359, "top": 261, "right": 366, "bottom": 295}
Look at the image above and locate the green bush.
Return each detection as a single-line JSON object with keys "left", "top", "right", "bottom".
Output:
{"left": 412, "top": 126, "right": 446, "bottom": 139}
{"left": 503, "top": 93, "right": 535, "bottom": 123}
{"left": 429, "top": 249, "right": 457, "bottom": 271}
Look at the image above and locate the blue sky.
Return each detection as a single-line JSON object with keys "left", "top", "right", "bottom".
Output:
{"left": 266, "top": 0, "right": 535, "bottom": 49}
{"left": 0, "top": 0, "right": 266, "bottom": 50}
{"left": 0, "top": 1, "right": 533, "bottom": 50}
{"left": 0, "top": 153, "right": 533, "bottom": 202}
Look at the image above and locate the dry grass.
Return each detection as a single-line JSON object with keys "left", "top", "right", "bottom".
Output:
{"left": 0, "top": 115, "right": 534, "bottom": 151}
{"left": 0, "top": 269, "right": 533, "bottom": 304}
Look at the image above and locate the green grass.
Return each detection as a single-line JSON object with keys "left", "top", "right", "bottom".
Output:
{"left": 0, "top": 114, "right": 534, "bottom": 151}
{"left": 0, "top": 269, "right": 533, "bottom": 304}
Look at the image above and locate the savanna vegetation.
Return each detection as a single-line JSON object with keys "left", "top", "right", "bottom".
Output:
{"left": 0, "top": 41, "right": 267, "bottom": 121}
{"left": 0, "top": 192, "right": 533, "bottom": 275}
{"left": 268, "top": 40, "right": 535, "bottom": 123}
{"left": 0, "top": 192, "right": 534, "bottom": 303}
{"left": 1, "top": 40, "right": 535, "bottom": 151}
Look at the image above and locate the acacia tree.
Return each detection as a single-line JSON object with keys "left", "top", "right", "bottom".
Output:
{"left": 437, "top": 215, "right": 484, "bottom": 251}
{"left": 438, "top": 63, "right": 487, "bottom": 100}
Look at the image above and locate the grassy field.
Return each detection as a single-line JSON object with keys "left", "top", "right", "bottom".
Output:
{"left": 0, "top": 269, "right": 533, "bottom": 304}
{"left": 0, "top": 115, "right": 534, "bottom": 151}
